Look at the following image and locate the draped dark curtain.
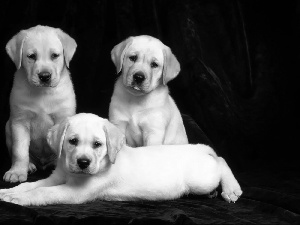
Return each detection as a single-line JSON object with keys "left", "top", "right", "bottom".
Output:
{"left": 0, "top": 0, "right": 299, "bottom": 224}
{"left": 1, "top": 0, "right": 298, "bottom": 167}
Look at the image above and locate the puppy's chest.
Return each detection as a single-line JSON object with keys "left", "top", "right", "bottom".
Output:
{"left": 14, "top": 90, "right": 67, "bottom": 115}
{"left": 14, "top": 95, "right": 60, "bottom": 137}
{"left": 29, "top": 111, "right": 54, "bottom": 136}
{"left": 35, "top": 97, "right": 63, "bottom": 114}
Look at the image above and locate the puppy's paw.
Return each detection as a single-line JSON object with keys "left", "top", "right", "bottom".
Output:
{"left": 2, "top": 193, "right": 30, "bottom": 206}
{"left": 3, "top": 168, "right": 28, "bottom": 183}
{"left": 28, "top": 162, "right": 37, "bottom": 174}
{"left": 0, "top": 182, "right": 34, "bottom": 199}
{"left": 0, "top": 189, "right": 10, "bottom": 199}
{"left": 221, "top": 178, "right": 243, "bottom": 203}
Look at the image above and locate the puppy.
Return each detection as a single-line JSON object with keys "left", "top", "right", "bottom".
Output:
{"left": 3, "top": 25, "right": 77, "bottom": 183}
{"left": 109, "top": 35, "right": 188, "bottom": 147}
{"left": 0, "top": 113, "right": 242, "bottom": 206}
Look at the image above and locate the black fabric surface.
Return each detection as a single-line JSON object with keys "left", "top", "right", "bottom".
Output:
{"left": 0, "top": 0, "right": 299, "bottom": 224}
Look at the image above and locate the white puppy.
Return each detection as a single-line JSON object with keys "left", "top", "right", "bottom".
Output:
{"left": 3, "top": 25, "right": 77, "bottom": 183}
{"left": 0, "top": 113, "right": 242, "bottom": 206}
{"left": 109, "top": 35, "right": 188, "bottom": 147}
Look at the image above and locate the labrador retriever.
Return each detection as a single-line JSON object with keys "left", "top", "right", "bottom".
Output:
{"left": 3, "top": 25, "right": 77, "bottom": 183}
{"left": 109, "top": 35, "right": 188, "bottom": 147}
{"left": 0, "top": 113, "right": 242, "bottom": 206}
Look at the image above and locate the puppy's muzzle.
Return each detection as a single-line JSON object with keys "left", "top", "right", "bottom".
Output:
{"left": 77, "top": 157, "right": 91, "bottom": 170}
{"left": 38, "top": 71, "right": 52, "bottom": 84}
{"left": 132, "top": 72, "right": 146, "bottom": 86}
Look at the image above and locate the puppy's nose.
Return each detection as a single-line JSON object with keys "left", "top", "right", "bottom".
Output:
{"left": 38, "top": 72, "right": 51, "bottom": 83}
{"left": 133, "top": 72, "right": 145, "bottom": 85}
{"left": 77, "top": 157, "right": 91, "bottom": 170}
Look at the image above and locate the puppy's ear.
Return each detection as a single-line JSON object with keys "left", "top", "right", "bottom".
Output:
{"left": 162, "top": 47, "right": 181, "bottom": 85}
{"left": 47, "top": 119, "right": 69, "bottom": 158}
{"left": 55, "top": 29, "right": 77, "bottom": 68}
{"left": 111, "top": 37, "right": 134, "bottom": 73}
{"left": 103, "top": 120, "right": 125, "bottom": 164}
{"left": 6, "top": 30, "right": 28, "bottom": 69}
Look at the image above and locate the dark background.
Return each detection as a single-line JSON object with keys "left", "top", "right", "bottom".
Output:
{"left": 0, "top": 0, "right": 299, "bottom": 224}
{"left": 0, "top": 0, "right": 299, "bottom": 169}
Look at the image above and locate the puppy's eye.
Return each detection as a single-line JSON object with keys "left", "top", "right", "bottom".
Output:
{"left": 27, "top": 53, "right": 37, "bottom": 61}
{"left": 150, "top": 62, "right": 158, "bottom": 68}
{"left": 69, "top": 138, "right": 78, "bottom": 146}
{"left": 129, "top": 55, "right": 137, "bottom": 62}
{"left": 93, "top": 141, "right": 102, "bottom": 149}
{"left": 51, "top": 53, "right": 60, "bottom": 60}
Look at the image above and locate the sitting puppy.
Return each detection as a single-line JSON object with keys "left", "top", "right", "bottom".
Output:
{"left": 109, "top": 35, "right": 188, "bottom": 147}
{"left": 0, "top": 113, "right": 242, "bottom": 206}
{"left": 3, "top": 25, "right": 77, "bottom": 183}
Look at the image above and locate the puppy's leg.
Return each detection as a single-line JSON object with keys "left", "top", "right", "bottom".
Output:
{"left": 139, "top": 111, "right": 166, "bottom": 146}
{"left": 196, "top": 145, "right": 242, "bottom": 202}
{"left": 218, "top": 157, "right": 243, "bottom": 203}
{"left": 2, "top": 184, "right": 87, "bottom": 206}
{"left": 143, "top": 128, "right": 165, "bottom": 146}
{"left": 0, "top": 168, "right": 65, "bottom": 198}
{"left": 4, "top": 120, "right": 31, "bottom": 183}
{"left": 5, "top": 121, "right": 36, "bottom": 173}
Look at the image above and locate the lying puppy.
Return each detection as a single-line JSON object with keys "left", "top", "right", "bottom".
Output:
{"left": 109, "top": 35, "right": 188, "bottom": 147}
{"left": 0, "top": 113, "right": 242, "bottom": 206}
{"left": 4, "top": 25, "right": 77, "bottom": 183}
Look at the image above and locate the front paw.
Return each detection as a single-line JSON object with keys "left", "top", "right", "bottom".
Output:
{"left": 28, "top": 162, "right": 37, "bottom": 174}
{"left": 3, "top": 168, "right": 28, "bottom": 183}
{"left": 0, "top": 182, "right": 34, "bottom": 200}
{"left": 2, "top": 193, "right": 30, "bottom": 206}
{"left": 0, "top": 189, "right": 10, "bottom": 199}
{"left": 0, "top": 186, "right": 19, "bottom": 199}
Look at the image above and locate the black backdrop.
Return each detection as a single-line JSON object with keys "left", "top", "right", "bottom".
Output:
{"left": 1, "top": 0, "right": 299, "bottom": 169}
{"left": 0, "top": 0, "right": 299, "bottom": 224}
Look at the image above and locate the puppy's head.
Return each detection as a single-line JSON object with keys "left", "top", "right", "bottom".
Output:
{"left": 47, "top": 113, "right": 125, "bottom": 176}
{"left": 111, "top": 35, "right": 180, "bottom": 96}
{"left": 6, "top": 25, "right": 77, "bottom": 87}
